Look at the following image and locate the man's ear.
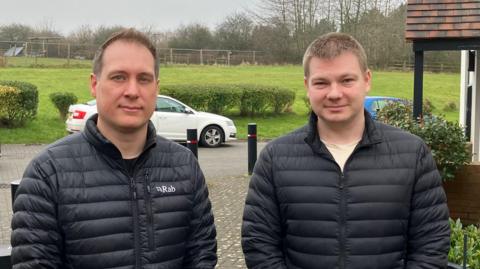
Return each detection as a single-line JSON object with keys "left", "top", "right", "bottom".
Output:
{"left": 304, "top": 76, "right": 310, "bottom": 98}
{"left": 364, "top": 69, "right": 372, "bottom": 93}
{"left": 90, "top": 73, "right": 98, "bottom": 97}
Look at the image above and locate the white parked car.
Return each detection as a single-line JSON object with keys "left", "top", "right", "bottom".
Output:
{"left": 66, "top": 95, "right": 237, "bottom": 147}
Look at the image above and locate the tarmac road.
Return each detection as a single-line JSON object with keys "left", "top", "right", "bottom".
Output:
{"left": 0, "top": 141, "right": 267, "bottom": 184}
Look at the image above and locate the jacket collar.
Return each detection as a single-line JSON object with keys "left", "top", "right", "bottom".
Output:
{"left": 83, "top": 114, "right": 157, "bottom": 162}
{"left": 304, "top": 110, "right": 383, "bottom": 155}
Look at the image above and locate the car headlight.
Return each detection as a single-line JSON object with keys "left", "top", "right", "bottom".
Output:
{"left": 226, "top": 120, "right": 234, "bottom": 127}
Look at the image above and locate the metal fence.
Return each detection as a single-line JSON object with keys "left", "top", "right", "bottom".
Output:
{"left": 158, "top": 48, "right": 261, "bottom": 65}
{"left": 0, "top": 40, "right": 462, "bottom": 72}
{"left": 0, "top": 40, "right": 264, "bottom": 67}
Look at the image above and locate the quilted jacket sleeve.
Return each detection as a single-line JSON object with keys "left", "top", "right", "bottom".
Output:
{"left": 183, "top": 154, "right": 217, "bottom": 269}
{"left": 11, "top": 158, "right": 63, "bottom": 269}
{"left": 406, "top": 143, "right": 450, "bottom": 268}
{"left": 242, "top": 146, "right": 288, "bottom": 269}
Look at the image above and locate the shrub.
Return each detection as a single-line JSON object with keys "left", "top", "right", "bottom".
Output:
{"left": 377, "top": 102, "right": 470, "bottom": 181}
{"left": 239, "top": 85, "right": 275, "bottom": 116}
{"left": 0, "top": 80, "right": 38, "bottom": 127}
{"left": 161, "top": 84, "right": 295, "bottom": 116}
{"left": 205, "top": 85, "right": 242, "bottom": 114}
{"left": 272, "top": 87, "right": 296, "bottom": 114}
{"left": 424, "top": 97, "right": 435, "bottom": 112}
{"left": 443, "top": 101, "right": 457, "bottom": 112}
{"left": 161, "top": 85, "right": 210, "bottom": 111}
{"left": 449, "top": 218, "right": 480, "bottom": 269}
{"left": 49, "top": 92, "right": 78, "bottom": 120}
{"left": 0, "top": 86, "right": 21, "bottom": 126}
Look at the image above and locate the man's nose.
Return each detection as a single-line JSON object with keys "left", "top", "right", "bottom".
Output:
{"left": 326, "top": 83, "right": 342, "bottom": 99}
{"left": 124, "top": 79, "right": 140, "bottom": 98}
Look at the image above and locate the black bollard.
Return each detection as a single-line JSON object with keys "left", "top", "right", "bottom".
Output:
{"left": 187, "top": 129, "right": 198, "bottom": 159}
{"left": 248, "top": 123, "right": 257, "bottom": 175}
{"left": 11, "top": 180, "right": 20, "bottom": 209}
{"left": 0, "top": 245, "right": 11, "bottom": 269}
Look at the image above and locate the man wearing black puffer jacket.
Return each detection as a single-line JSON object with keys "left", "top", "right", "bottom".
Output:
{"left": 242, "top": 33, "right": 450, "bottom": 269}
{"left": 11, "top": 28, "right": 217, "bottom": 269}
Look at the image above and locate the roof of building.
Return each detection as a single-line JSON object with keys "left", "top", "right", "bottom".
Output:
{"left": 406, "top": 0, "right": 480, "bottom": 41}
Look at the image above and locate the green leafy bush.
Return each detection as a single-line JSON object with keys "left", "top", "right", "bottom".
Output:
{"left": 443, "top": 101, "right": 457, "bottom": 112}
{"left": 0, "top": 80, "right": 39, "bottom": 127}
{"left": 205, "top": 85, "right": 242, "bottom": 114}
{"left": 49, "top": 92, "right": 78, "bottom": 120}
{"left": 272, "top": 87, "right": 296, "bottom": 114}
{"left": 239, "top": 85, "right": 275, "bottom": 116}
{"left": 0, "top": 86, "right": 21, "bottom": 126}
{"left": 161, "top": 84, "right": 295, "bottom": 116}
{"left": 449, "top": 218, "right": 480, "bottom": 269}
{"left": 161, "top": 85, "right": 210, "bottom": 111}
{"left": 424, "top": 97, "right": 436, "bottom": 112}
{"left": 377, "top": 101, "right": 470, "bottom": 181}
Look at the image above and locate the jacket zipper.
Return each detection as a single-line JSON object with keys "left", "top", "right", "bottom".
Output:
{"left": 144, "top": 170, "right": 155, "bottom": 251}
{"left": 337, "top": 143, "right": 366, "bottom": 269}
{"left": 316, "top": 148, "right": 348, "bottom": 269}
{"left": 339, "top": 171, "right": 346, "bottom": 269}
{"left": 130, "top": 176, "right": 141, "bottom": 268}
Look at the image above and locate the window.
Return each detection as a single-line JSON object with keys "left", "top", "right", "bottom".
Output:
{"left": 156, "top": 97, "right": 185, "bottom": 113}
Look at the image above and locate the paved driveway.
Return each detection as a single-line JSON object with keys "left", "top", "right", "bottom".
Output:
{"left": 0, "top": 141, "right": 265, "bottom": 184}
{"left": 0, "top": 141, "right": 266, "bottom": 268}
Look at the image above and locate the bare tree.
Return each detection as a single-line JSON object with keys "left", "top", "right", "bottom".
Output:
{"left": 168, "top": 23, "right": 215, "bottom": 49}
{"left": 92, "top": 25, "right": 125, "bottom": 45}
{"left": 34, "top": 18, "right": 62, "bottom": 38}
{"left": 0, "top": 23, "right": 33, "bottom": 41}
{"left": 68, "top": 25, "right": 94, "bottom": 44}
{"left": 215, "top": 13, "right": 254, "bottom": 50}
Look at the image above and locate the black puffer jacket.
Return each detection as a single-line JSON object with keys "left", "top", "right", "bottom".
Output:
{"left": 242, "top": 112, "right": 450, "bottom": 269}
{"left": 11, "top": 116, "right": 217, "bottom": 269}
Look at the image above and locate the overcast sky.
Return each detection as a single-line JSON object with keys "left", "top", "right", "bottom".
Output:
{"left": 0, "top": 0, "right": 260, "bottom": 35}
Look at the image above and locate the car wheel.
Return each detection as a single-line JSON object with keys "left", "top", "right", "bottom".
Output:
{"left": 200, "top": 125, "right": 223, "bottom": 148}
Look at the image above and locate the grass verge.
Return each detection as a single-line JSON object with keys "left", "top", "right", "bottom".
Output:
{"left": 0, "top": 65, "right": 460, "bottom": 144}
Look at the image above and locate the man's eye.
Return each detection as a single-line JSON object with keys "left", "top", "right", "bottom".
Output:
{"left": 139, "top": 76, "right": 153, "bottom": 83}
{"left": 111, "top": 75, "right": 125, "bottom": 81}
{"left": 343, "top": 78, "right": 354, "bottom": 84}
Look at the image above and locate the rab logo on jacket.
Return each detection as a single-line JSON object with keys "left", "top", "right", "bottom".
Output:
{"left": 156, "top": 185, "right": 176, "bottom": 193}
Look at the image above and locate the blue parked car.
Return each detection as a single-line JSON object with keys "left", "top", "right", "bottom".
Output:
{"left": 364, "top": 96, "right": 405, "bottom": 120}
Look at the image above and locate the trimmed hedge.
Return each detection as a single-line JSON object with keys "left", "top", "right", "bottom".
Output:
{"left": 0, "top": 85, "right": 21, "bottom": 126}
{"left": 50, "top": 92, "right": 78, "bottom": 120}
{"left": 0, "top": 80, "right": 38, "bottom": 127}
{"left": 161, "top": 84, "right": 295, "bottom": 116}
{"left": 273, "top": 87, "right": 296, "bottom": 113}
{"left": 160, "top": 85, "right": 210, "bottom": 111}
{"left": 239, "top": 85, "right": 273, "bottom": 116}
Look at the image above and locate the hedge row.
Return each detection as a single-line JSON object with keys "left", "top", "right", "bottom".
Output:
{"left": 0, "top": 80, "right": 38, "bottom": 127}
{"left": 161, "top": 84, "right": 296, "bottom": 116}
{"left": 50, "top": 92, "right": 78, "bottom": 120}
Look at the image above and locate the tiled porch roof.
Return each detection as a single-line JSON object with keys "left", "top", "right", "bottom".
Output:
{"left": 406, "top": 0, "right": 480, "bottom": 40}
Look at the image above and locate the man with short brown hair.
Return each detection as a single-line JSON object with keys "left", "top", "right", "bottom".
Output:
{"left": 11, "top": 28, "right": 217, "bottom": 269}
{"left": 242, "top": 32, "right": 450, "bottom": 268}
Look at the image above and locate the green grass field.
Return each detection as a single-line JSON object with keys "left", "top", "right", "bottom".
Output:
{"left": 0, "top": 65, "right": 461, "bottom": 144}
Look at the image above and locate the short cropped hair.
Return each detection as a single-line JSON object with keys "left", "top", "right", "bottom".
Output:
{"left": 92, "top": 28, "right": 159, "bottom": 78}
{"left": 303, "top": 32, "right": 368, "bottom": 77}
